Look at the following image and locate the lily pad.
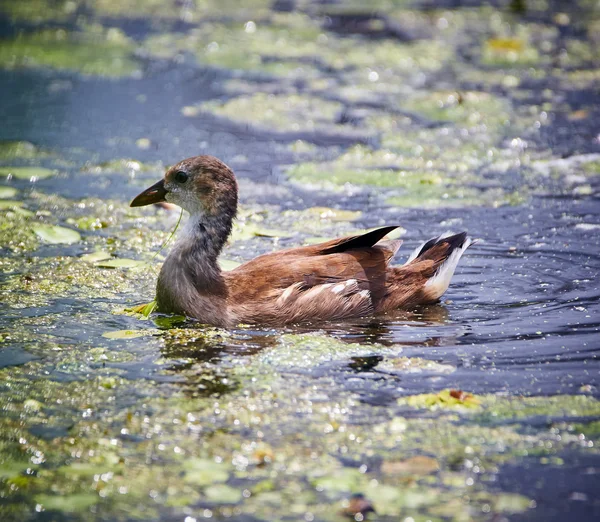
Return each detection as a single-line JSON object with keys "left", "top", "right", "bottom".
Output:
{"left": 96, "top": 258, "right": 144, "bottom": 269}
{"left": 231, "top": 223, "right": 294, "bottom": 242}
{"left": 80, "top": 251, "right": 112, "bottom": 263}
{"left": 0, "top": 166, "right": 56, "bottom": 180}
{"left": 219, "top": 258, "right": 242, "bottom": 271}
{"left": 32, "top": 224, "right": 81, "bottom": 244}
{"left": 102, "top": 329, "right": 150, "bottom": 340}
{"left": 0, "top": 186, "right": 18, "bottom": 198}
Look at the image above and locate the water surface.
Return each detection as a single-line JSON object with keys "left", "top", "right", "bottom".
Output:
{"left": 1, "top": 1, "right": 599, "bottom": 521}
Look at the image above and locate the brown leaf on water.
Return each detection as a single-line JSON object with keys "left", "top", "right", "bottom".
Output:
{"left": 340, "top": 493, "right": 375, "bottom": 518}
{"left": 381, "top": 455, "right": 439, "bottom": 476}
{"left": 450, "top": 389, "right": 471, "bottom": 401}
{"left": 253, "top": 445, "right": 274, "bottom": 466}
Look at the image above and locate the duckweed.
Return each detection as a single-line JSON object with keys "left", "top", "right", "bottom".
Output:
{"left": 0, "top": 28, "right": 140, "bottom": 77}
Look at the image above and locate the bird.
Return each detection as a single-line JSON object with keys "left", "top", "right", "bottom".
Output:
{"left": 130, "top": 155, "right": 472, "bottom": 327}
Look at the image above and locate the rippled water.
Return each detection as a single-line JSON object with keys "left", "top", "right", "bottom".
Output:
{"left": 1, "top": 1, "right": 599, "bottom": 521}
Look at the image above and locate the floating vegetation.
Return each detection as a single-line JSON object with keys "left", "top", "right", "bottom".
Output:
{"left": 401, "top": 389, "right": 482, "bottom": 410}
{"left": 1, "top": 0, "right": 599, "bottom": 520}
{"left": 198, "top": 93, "right": 344, "bottom": 133}
{"left": 32, "top": 224, "right": 81, "bottom": 244}
{"left": 0, "top": 141, "right": 49, "bottom": 160}
{"left": 0, "top": 187, "right": 18, "bottom": 198}
{"left": 0, "top": 28, "right": 140, "bottom": 77}
{"left": 96, "top": 258, "right": 144, "bottom": 269}
{"left": 0, "top": 166, "right": 56, "bottom": 180}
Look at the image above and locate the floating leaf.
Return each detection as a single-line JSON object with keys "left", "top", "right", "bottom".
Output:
{"left": 128, "top": 301, "right": 157, "bottom": 317}
{"left": 183, "top": 458, "right": 230, "bottom": 486}
{"left": 253, "top": 228, "right": 294, "bottom": 238}
{"left": 0, "top": 200, "right": 24, "bottom": 209}
{"left": 0, "top": 460, "right": 37, "bottom": 479}
{"left": 219, "top": 258, "right": 241, "bottom": 271}
{"left": 102, "top": 329, "right": 149, "bottom": 340}
{"left": 0, "top": 186, "right": 17, "bottom": 198}
{"left": 381, "top": 456, "right": 439, "bottom": 476}
{"left": 12, "top": 206, "right": 34, "bottom": 217}
{"left": 34, "top": 493, "right": 98, "bottom": 513}
{"left": 96, "top": 258, "right": 143, "bottom": 269}
{"left": 80, "top": 251, "right": 112, "bottom": 263}
{"left": 231, "top": 223, "right": 294, "bottom": 242}
{"left": 402, "top": 389, "right": 481, "bottom": 410}
{"left": 304, "top": 236, "right": 330, "bottom": 245}
{"left": 23, "top": 399, "right": 43, "bottom": 412}
{"left": 33, "top": 224, "right": 81, "bottom": 244}
{"left": 306, "top": 206, "right": 362, "bottom": 222}
{"left": 494, "top": 493, "right": 532, "bottom": 514}
{"left": 204, "top": 484, "right": 242, "bottom": 504}
{"left": 0, "top": 166, "right": 56, "bottom": 180}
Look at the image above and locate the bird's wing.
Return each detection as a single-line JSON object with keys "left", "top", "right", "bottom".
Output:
{"left": 224, "top": 226, "right": 402, "bottom": 306}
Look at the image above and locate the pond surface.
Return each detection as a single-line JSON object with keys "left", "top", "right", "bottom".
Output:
{"left": 0, "top": 1, "right": 599, "bottom": 521}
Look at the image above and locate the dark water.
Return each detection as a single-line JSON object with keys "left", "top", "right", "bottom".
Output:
{"left": 1, "top": 1, "right": 599, "bottom": 521}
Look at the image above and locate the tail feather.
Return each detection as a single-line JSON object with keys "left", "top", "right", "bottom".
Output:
{"left": 414, "top": 232, "right": 472, "bottom": 300}
{"left": 378, "top": 231, "right": 474, "bottom": 311}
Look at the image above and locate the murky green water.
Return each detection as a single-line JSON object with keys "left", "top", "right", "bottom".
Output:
{"left": 1, "top": 1, "right": 599, "bottom": 521}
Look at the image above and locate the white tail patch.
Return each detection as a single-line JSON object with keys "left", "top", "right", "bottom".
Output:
{"left": 425, "top": 237, "right": 472, "bottom": 299}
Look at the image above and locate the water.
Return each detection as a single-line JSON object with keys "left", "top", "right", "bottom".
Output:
{"left": 0, "top": 1, "right": 599, "bottom": 521}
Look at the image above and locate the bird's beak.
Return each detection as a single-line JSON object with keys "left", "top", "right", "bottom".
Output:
{"left": 130, "top": 179, "right": 168, "bottom": 207}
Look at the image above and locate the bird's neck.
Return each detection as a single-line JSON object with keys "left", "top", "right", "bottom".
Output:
{"left": 177, "top": 211, "right": 231, "bottom": 266}
{"left": 156, "top": 211, "right": 234, "bottom": 322}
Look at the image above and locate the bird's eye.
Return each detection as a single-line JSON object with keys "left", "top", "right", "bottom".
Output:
{"left": 174, "top": 171, "right": 188, "bottom": 184}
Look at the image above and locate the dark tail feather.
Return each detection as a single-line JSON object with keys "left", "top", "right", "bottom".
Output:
{"left": 405, "top": 231, "right": 473, "bottom": 300}
{"left": 405, "top": 231, "right": 469, "bottom": 265}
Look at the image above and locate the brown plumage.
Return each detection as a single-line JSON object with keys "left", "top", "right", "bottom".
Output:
{"left": 131, "top": 155, "right": 473, "bottom": 327}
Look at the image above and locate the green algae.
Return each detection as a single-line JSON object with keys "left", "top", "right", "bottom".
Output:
{"left": 404, "top": 91, "right": 512, "bottom": 131}
{"left": 400, "top": 390, "right": 482, "bottom": 410}
{"left": 0, "top": 200, "right": 24, "bottom": 210}
{"left": 0, "top": 28, "right": 140, "bottom": 77}
{"left": 0, "top": 141, "right": 48, "bottom": 160}
{"left": 144, "top": 15, "right": 323, "bottom": 77}
{"left": 482, "top": 36, "right": 540, "bottom": 66}
{"left": 0, "top": 0, "right": 79, "bottom": 24}
{"left": 198, "top": 93, "right": 344, "bottom": 133}
{"left": 0, "top": 187, "right": 18, "bottom": 198}
{"left": 0, "top": 338, "right": 595, "bottom": 521}
{"left": 475, "top": 394, "right": 600, "bottom": 423}
{"left": 285, "top": 151, "right": 522, "bottom": 208}
{"left": 102, "top": 329, "right": 154, "bottom": 340}
{"left": 95, "top": 0, "right": 271, "bottom": 21}
{"left": 1, "top": 2, "right": 599, "bottom": 520}
{"left": 0, "top": 166, "right": 56, "bottom": 180}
